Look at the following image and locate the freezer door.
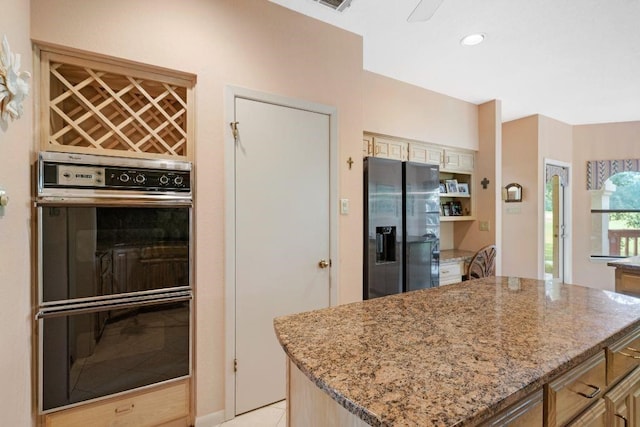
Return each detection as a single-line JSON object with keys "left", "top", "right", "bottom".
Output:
{"left": 406, "top": 238, "right": 440, "bottom": 291}
{"left": 404, "top": 162, "right": 440, "bottom": 291}
{"left": 364, "top": 157, "right": 403, "bottom": 299}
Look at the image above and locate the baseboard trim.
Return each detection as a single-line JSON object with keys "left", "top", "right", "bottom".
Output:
{"left": 195, "top": 409, "right": 225, "bottom": 427}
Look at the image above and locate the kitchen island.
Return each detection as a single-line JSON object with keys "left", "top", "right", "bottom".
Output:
{"left": 608, "top": 256, "right": 640, "bottom": 297}
{"left": 274, "top": 277, "right": 640, "bottom": 426}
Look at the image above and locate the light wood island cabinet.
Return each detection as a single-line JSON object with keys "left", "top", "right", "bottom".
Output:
{"left": 275, "top": 278, "right": 640, "bottom": 427}
{"left": 608, "top": 256, "right": 640, "bottom": 297}
{"left": 603, "top": 367, "right": 640, "bottom": 427}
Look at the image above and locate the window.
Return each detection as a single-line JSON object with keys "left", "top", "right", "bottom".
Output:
{"left": 591, "top": 171, "right": 640, "bottom": 257}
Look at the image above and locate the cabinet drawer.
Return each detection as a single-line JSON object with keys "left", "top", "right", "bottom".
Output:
{"left": 566, "top": 398, "right": 606, "bottom": 427}
{"left": 546, "top": 351, "right": 606, "bottom": 427}
{"left": 440, "top": 262, "right": 461, "bottom": 277}
{"left": 440, "top": 261, "right": 463, "bottom": 285}
{"left": 616, "top": 269, "right": 640, "bottom": 296}
{"left": 44, "top": 380, "right": 189, "bottom": 427}
{"left": 485, "top": 389, "right": 542, "bottom": 426}
{"left": 607, "top": 326, "right": 640, "bottom": 385}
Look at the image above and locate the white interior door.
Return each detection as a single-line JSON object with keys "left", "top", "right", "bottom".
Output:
{"left": 234, "top": 97, "right": 331, "bottom": 415}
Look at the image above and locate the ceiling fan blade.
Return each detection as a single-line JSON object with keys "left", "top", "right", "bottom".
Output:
{"left": 407, "top": 0, "right": 445, "bottom": 22}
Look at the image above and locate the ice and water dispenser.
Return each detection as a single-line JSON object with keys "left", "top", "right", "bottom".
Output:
{"left": 375, "top": 226, "right": 397, "bottom": 263}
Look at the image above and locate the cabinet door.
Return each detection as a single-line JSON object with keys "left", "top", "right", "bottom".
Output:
{"left": 363, "top": 136, "right": 373, "bottom": 157}
{"left": 408, "top": 143, "right": 441, "bottom": 165}
{"left": 605, "top": 366, "right": 640, "bottom": 426}
{"left": 443, "top": 150, "right": 474, "bottom": 172}
{"left": 567, "top": 399, "right": 606, "bottom": 427}
{"left": 373, "top": 137, "right": 407, "bottom": 161}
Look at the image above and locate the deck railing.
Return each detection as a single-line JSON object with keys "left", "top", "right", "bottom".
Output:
{"left": 609, "top": 229, "right": 640, "bottom": 256}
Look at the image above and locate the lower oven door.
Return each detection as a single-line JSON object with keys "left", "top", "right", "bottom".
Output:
{"left": 38, "top": 294, "right": 191, "bottom": 413}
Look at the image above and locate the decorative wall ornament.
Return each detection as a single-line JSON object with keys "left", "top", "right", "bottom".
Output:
{"left": 0, "top": 35, "right": 31, "bottom": 124}
{"left": 587, "top": 159, "right": 640, "bottom": 190}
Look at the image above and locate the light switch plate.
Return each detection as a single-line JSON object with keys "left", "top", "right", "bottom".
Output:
{"left": 479, "top": 221, "right": 490, "bottom": 231}
{"left": 340, "top": 198, "right": 349, "bottom": 215}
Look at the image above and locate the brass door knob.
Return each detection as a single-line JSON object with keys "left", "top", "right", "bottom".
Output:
{"left": 318, "top": 259, "right": 330, "bottom": 269}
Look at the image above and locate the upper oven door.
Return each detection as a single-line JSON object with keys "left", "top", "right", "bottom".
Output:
{"left": 38, "top": 202, "right": 191, "bottom": 306}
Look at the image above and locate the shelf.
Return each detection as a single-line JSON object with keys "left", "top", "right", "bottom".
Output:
{"left": 441, "top": 193, "right": 470, "bottom": 198}
{"left": 440, "top": 215, "right": 476, "bottom": 222}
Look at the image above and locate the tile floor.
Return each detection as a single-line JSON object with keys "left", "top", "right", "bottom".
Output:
{"left": 215, "top": 400, "right": 286, "bottom": 427}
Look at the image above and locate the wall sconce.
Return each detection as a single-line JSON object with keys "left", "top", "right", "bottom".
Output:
{"left": 503, "top": 183, "right": 522, "bottom": 202}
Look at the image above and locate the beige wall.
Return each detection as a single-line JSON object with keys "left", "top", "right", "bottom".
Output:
{"left": 502, "top": 114, "right": 640, "bottom": 289}
{"left": 363, "top": 71, "right": 479, "bottom": 150}
{"left": 539, "top": 115, "right": 573, "bottom": 163}
{"left": 454, "top": 100, "right": 501, "bottom": 255}
{"left": 572, "top": 121, "right": 640, "bottom": 289}
{"left": 31, "top": 0, "right": 363, "bottom": 423}
{"left": 538, "top": 116, "right": 573, "bottom": 280}
{"left": 362, "top": 72, "right": 494, "bottom": 253}
{"left": 502, "top": 116, "right": 540, "bottom": 278}
{"left": 0, "top": 1, "right": 34, "bottom": 426}
{"left": 501, "top": 114, "right": 573, "bottom": 280}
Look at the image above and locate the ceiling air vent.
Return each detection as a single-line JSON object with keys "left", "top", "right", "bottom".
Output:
{"left": 314, "top": 0, "right": 352, "bottom": 12}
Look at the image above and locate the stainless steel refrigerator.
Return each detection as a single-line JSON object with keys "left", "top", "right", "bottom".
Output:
{"left": 364, "top": 157, "right": 440, "bottom": 299}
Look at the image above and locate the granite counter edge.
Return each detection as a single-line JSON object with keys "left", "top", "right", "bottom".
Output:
{"left": 274, "top": 316, "right": 640, "bottom": 427}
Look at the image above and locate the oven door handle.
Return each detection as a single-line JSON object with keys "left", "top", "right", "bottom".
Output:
{"left": 36, "top": 291, "right": 192, "bottom": 319}
{"left": 36, "top": 197, "right": 192, "bottom": 207}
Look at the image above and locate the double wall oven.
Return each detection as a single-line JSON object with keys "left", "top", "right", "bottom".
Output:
{"left": 35, "top": 152, "right": 193, "bottom": 413}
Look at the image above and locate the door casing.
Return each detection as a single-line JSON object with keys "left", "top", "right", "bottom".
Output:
{"left": 223, "top": 86, "right": 338, "bottom": 420}
{"left": 542, "top": 159, "right": 572, "bottom": 283}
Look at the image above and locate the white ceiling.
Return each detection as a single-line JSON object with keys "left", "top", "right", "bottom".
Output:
{"left": 270, "top": 0, "right": 640, "bottom": 125}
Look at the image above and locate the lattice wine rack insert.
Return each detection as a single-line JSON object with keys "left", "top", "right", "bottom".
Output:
{"left": 41, "top": 50, "right": 195, "bottom": 159}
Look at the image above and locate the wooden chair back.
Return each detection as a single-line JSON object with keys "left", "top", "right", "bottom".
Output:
{"left": 467, "top": 244, "right": 497, "bottom": 279}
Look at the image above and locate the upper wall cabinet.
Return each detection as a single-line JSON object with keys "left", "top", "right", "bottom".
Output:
{"left": 363, "top": 135, "right": 373, "bottom": 157}
{"left": 364, "top": 133, "right": 477, "bottom": 221}
{"left": 408, "top": 143, "right": 442, "bottom": 166}
{"left": 364, "top": 133, "right": 474, "bottom": 173}
{"left": 443, "top": 149, "right": 474, "bottom": 172}
{"left": 37, "top": 45, "right": 196, "bottom": 160}
{"left": 371, "top": 136, "right": 408, "bottom": 161}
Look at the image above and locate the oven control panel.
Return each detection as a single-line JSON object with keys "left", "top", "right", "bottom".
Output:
{"left": 39, "top": 152, "right": 191, "bottom": 194}
{"left": 105, "top": 167, "right": 190, "bottom": 191}
{"left": 55, "top": 165, "right": 106, "bottom": 187}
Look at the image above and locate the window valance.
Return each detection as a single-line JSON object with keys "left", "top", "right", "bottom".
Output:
{"left": 587, "top": 159, "right": 640, "bottom": 190}
{"left": 545, "top": 164, "right": 569, "bottom": 186}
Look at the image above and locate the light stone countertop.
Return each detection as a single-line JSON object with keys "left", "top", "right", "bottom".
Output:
{"left": 440, "top": 249, "right": 475, "bottom": 264}
{"left": 274, "top": 277, "right": 640, "bottom": 426}
{"left": 608, "top": 255, "right": 640, "bottom": 271}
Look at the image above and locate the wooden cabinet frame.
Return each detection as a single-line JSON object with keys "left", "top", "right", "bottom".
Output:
{"left": 363, "top": 133, "right": 476, "bottom": 221}
{"left": 35, "top": 43, "right": 196, "bottom": 160}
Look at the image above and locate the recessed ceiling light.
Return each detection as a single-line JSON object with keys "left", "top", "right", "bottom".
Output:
{"left": 460, "top": 33, "right": 485, "bottom": 46}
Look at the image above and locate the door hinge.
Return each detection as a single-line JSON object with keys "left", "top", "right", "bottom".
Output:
{"left": 230, "top": 121, "right": 240, "bottom": 142}
{"left": 234, "top": 358, "right": 238, "bottom": 372}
